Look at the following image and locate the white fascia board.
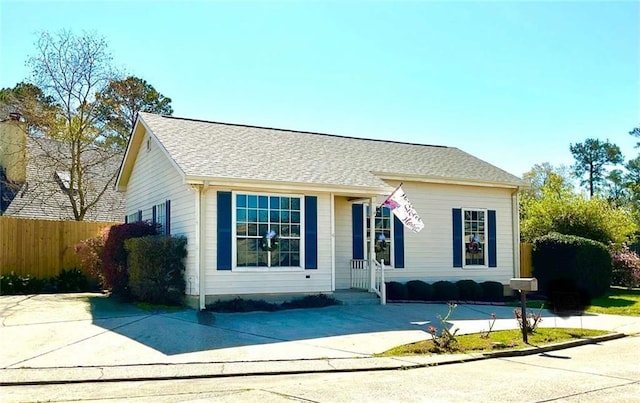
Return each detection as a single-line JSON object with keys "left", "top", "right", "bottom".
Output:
{"left": 374, "top": 173, "right": 522, "bottom": 189}
{"left": 116, "top": 116, "right": 188, "bottom": 192}
{"left": 183, "top": 176, "right": 393, "bottom": 196}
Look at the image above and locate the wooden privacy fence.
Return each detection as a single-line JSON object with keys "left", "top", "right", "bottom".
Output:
{"left": 0, "top": 217, "right": 118, "bottom": 278}
{"left": 520, "top": 242, "right": 533, "bottom": 277}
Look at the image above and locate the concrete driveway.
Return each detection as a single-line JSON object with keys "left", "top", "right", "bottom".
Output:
{"left": 1, "top": 292, "right": 639, "bottom": 371}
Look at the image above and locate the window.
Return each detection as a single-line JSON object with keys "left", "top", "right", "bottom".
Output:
{"left": 127, "top": 212, "right": 139, "bottom": 223}
{"left": 365, "top": 205, "right": 393, "bottom": 265}
{"left": 463, "top": 209, "right": 486, "bottom": 266}
{"left": 234, "top": 194, "right": 302, "bottom": 268}
{"left": 156, "top": 202, "right": 167, "bottom": 234}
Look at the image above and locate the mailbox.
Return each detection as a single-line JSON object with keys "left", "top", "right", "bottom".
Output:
{"left": 510, "top": 278, "right": 538, "bottom": 292}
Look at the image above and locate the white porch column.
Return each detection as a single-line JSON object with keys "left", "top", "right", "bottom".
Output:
{"left": 369, "top": 196, "right": 376, "bottom": 292}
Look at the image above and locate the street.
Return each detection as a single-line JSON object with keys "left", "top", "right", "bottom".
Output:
{"left": 3, "top": 335, "right": 638, "bottom": 402}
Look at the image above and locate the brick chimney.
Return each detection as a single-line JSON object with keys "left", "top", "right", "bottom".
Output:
{"left": 0, "top": 115, "right": 27, "bottom": 184}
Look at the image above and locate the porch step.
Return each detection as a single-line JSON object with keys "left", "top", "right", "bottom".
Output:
{"left": 332, "top": 290, "right": 380, "bottom": 305}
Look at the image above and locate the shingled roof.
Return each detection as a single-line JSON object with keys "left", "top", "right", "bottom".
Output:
{"left": 129, "top": 112, "right": 523, "bottom": 190}
{"left": 4, "top": 137, "right": 124, "bottom": 221}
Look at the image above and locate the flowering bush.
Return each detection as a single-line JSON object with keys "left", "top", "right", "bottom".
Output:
{"left": 427, "top": 302, "right": 459, "bottom": 350}
{"left": 75, "top": 234, "right": 106, "bottom": 287}
{"left": 514, "top": 304, "right": 544, "bottom": 334}
{"left": 611, "top": 247, "right": 640, "bottom": 288}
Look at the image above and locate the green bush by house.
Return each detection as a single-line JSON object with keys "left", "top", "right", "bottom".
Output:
{"left": 125, "top": 235, "right": 187, "bottom": 306}
{"left": 533, "top": 232, "right": 611, "bottom": 301}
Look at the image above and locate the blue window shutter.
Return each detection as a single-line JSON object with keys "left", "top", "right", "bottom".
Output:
{"left": 393, "top": 216, "right": 404, "bottom": 268}
{"left": 352, "top": 204, "right": 364, "bottom": 259}
{"left": 452, "top": 208, "right": 462, "bottom": 267}
{"left": 137, "top": 210, "right": 142, "bottom": 222}
{"left": 488, "top": 210, "right": 497, "bottom": 267}
{"left": 304, "top": 196, "right": 318, "bottom": 269}
{"left": 152, "top": 205, "right": 157, "bottom": 225}
{"left": 165, "top": 200, "right": 171, "bottom": 235}
{"left": 217, "top": 192, "right": 232, "bottom": 270}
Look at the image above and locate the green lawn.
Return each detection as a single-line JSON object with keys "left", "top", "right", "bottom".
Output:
{"left": 508, "top": 287, "right": 640, "bottom": 316}
{"left": 586, "top": 287, "right": 640, "bottom": 316}
{"left": 377, "top": 328, "right": 608, "bottom": 356}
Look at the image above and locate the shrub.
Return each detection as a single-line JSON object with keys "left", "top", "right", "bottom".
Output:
{"left": 456, "top": 279, "right": 483, "bottom": 301}
{"left": 75, "top": 232, "right": 107, "bottom": 287}
{"left": 426, "top": 302, "right": 459, "bottom": 351}
{"left": 406, "top": 280, "right": 433, "bottom": 301}
{"left": 102, "top": 222, "right": 158, "bottom": 298}
{"left": 207, "top": 297, "right": 278, "bottom": 312}
{"left": 54, "top": 268, "right": 91, "bottom": 292}
{"left": 280, "top": 294, "right": 340, "bottom": 309}
{"left": 125, "top": 235, "right": 187, "bottom": 305}
{"left": 385, "top": 281, "right": 408, "bottom": 300}
{"left": 611, "top": 247, "right": 640, "bottom": 288}
{"left": 0, "top": 272, "right": 44, "bottom": 295}
{"left": 206, "top": 295, "right": 339, "bottom": 312}
{"left": 480, "top": 281, "right": 505, "bottom": 302}
{"left": 532, "top": 232, "right": 611, "bottom": 303}
{"left": 432, "top": 280, "right": 459, "bottom": 301}
{"left": 0, "top": 269, "right": 93, "bottom": 295}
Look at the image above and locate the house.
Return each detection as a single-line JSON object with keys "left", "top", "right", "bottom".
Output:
{"left": 0, "top": 115, "right": 125, "bottom": 222}
{"left": 116, "top": 112, "right": 524, "bottom": 309}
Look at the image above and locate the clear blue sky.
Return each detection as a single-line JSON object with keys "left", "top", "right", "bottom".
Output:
{"left": 1, "top": 0, "right": 638, "bottom": 179}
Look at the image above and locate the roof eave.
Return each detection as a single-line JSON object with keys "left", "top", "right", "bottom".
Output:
{"left": 184, "top": 176, "right": 394, "bottom": 196}
{"left": 374, "top": 172, "right": 524, "bottom": 189}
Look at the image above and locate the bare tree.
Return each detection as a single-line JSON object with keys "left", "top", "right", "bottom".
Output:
{"left": 23, "top": 30, "right": 122, "bottom": 221}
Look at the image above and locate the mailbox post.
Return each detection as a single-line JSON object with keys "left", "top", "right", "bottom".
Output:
{"left": 509, "top": 278, "right": 538, "bottom": 344}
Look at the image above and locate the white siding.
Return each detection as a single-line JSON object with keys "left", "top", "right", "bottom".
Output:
{"left": 334, "top": 181, "right": 516, "bottom": 287}
{"left": 124, "top": 131, "right": 197, "bottom": 295}
{"left": 203, "top": 190, "right": 333, "bottom": 296}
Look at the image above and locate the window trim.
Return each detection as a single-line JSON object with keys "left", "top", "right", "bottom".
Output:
{"left": 461, "top": 207, "right": 488, "bottom": 269}
{"left": 231, "top": 191, "right": 305, "bottom": 272}
{"left": 363, "top": 204, "right": 395, "bottom": 268}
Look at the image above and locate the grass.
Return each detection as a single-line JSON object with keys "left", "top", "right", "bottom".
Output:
{"left": 377, "top": 328, "right": 608, "bottom": 356}
{"left": 586, "top": 287, "right": 640, "bottom": 316}
{"left": 506, "top": 287, "right": 640, "bottom": 316}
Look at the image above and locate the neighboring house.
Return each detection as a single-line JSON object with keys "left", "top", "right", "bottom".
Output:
{"left": 0, "top": 116, "right": 124, "bottom": 222}
{"left": 116, "top": 112, "right": 524, "bottom": 308}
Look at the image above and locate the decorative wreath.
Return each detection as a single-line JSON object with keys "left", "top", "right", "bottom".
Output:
{"left": 467, "top": 241, "right": 480, "bottom": 254}
{"left": 260, "top": 231, "right": 280, "bottom": 252}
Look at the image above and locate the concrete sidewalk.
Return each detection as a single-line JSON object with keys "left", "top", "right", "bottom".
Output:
{"left": 1, "top": 293, "right": 639, "bottom": 385}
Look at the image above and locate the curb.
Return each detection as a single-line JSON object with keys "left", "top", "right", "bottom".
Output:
{"left": 0, "top": 333, "right": 627, "bottom": 386}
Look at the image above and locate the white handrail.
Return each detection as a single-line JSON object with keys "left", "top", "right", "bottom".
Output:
{"left": 372, "top": 259, "right": 387, "bottom": 305}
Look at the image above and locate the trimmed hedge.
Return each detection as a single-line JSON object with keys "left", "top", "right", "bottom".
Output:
{"left": 386, "top": 281, "right": 408, "bottom": 300}
{"left": 383, "top": 279, "right": 505, "bottom": 302}
{"left": 102, "top": 222, "right": 158, "bottom": 298}
{"left": 480, "top": 281, "right": 505, "bottom": 301}
{"left": 432, "top": 280, "right": 459, "bottom": 301}
{"left": 406, "top": 280, "right": 433, "bottom": 301}
{"left": 532, "top": 232, "right": 611, "bottom": 301}
{"left": 456, "top": 279, "right": 483, "bottom": 301}
{"left": 125, "top": 235, "right": 187, "bottom": 305}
